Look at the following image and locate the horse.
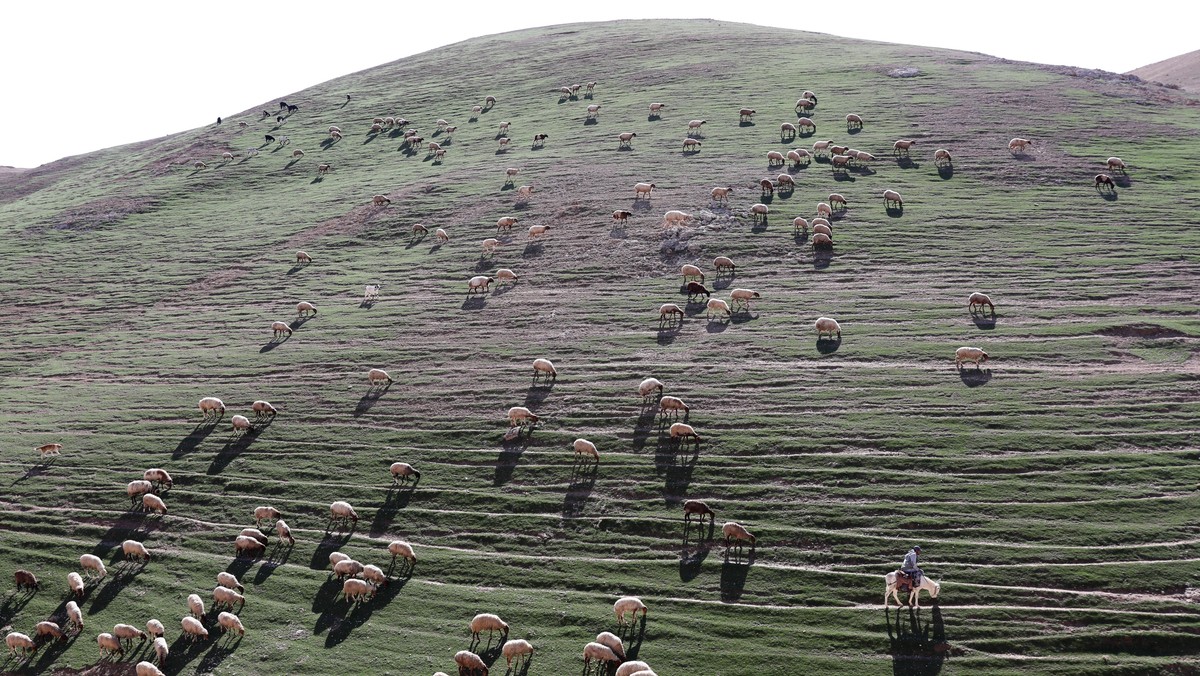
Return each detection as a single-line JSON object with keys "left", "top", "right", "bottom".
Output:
{"left": 884, "top": 571, "right": 940, "bottom": 608}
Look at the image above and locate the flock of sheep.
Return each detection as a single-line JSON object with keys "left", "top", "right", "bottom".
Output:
{"left": 6, "top": 57, "right": 1136, "bottom": 676}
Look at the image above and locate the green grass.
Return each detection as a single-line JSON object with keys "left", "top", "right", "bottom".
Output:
{"left": 1, "top": 18, "right": 1198, "bottom": 676}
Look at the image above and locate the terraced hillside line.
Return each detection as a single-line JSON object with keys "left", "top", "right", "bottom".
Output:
{"left": 1, "top": 19, "right": 1199, "bottom": 676}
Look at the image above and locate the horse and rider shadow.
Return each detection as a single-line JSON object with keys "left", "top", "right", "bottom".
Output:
{"left": 886, "top": 602, "right": 948, "bottom": 676}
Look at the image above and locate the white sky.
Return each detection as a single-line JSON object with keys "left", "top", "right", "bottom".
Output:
{"left": 2, "top": 1, "right": 1196, "bottom": 169}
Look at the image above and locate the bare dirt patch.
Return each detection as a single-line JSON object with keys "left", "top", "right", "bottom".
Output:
{"left": 1095, "top": 324, "right": 1188, "bottom": 339}
{"left": 27, "top": 196, "right": 159, "bottom": 234}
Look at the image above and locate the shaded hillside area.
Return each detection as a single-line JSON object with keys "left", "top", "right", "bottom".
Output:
{"left": 1130, "top": 48, "right": 1200, "bottom": 93}
{"left": 1, "top": 19, "right": 1198, "bottom": 676}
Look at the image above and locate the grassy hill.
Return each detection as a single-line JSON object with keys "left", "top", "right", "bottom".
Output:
{"left": 1, "top": 18, "right": 1198, "bottom": 676}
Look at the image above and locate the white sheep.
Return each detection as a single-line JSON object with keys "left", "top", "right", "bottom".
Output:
{"left": 517, "top": 185, "right": 534, "bottom": 197}
{"left": 634, "top": 182, "right": 656, "bottom": 198}
{"left": 595, "top": 631, "right": 625, "bottom": 659}
{"left": 618, "top": 132, "right": 637, "bottom": 147}
{"left": 817, "top": 202, "right": 833, "bottom": 219}
{"left": 372, "top": 194, "right": 391, "bottom": 206}
{"left": 649, "top": 102, "right": 667, "bottom": 113}
{"left": 291, "top": 149, "right": 305, "bottom": 158}
{"left": 586, "top": 104, "right": 601, "bottom": 119}
{"left": 97, "top": 632, "right": 124, "bottom": 656}
{"left": 670, "top": 422, "right": 700, "bottom": 442}
{"left": 6, "top": 632, "right": 35, "bottom": 656}
{"left": 723, "top": 521, "right": 756, "bottom": 548}
{"left": 532, "top": 358, "right": 557, "bottom": 381}
{"left": 710, "top": 186, "right": 734, "bottom": 202}
{"left": 527, "top": 224, "right": 551, "bottom": 239}
{"left": 812, "top": 139, "right": 834, "bottom": 154}
{"left": 831, "top": 154, "right": 853, "bottom": 171}
{"left": 796, "top": 117, "right": 815, "bottom": 131}
{"left": 714, "top": 256, "right": 735, "bottom": 272}
{"left": 659, "top": 303, "right": 684, "bottom": 322}
{"left": 81, "top": 554, "right": 107, "bottom": 579}
{"left": 616, "top": 662, "right": 654, "bottom": 676}
{"left": 682, "top": 138, "right": 702, "bottom": 151}
{"left": 188, "top": 593, "right": 205, "bottom": 618}
{"left": 362, "top": 563, "right": 388, "bottom": 587}
{"left": 663, "top": 210, "right": 691, "bottom": 227}
{"left": 436, "top": 228, "right": 450, "bottom": 242}
{"left": 787, "top": 149, "right": 811, "bottom": 167}
{"left": 114, "top": 623, "right": 148, "bottom": 646}
{"left": 739, "top": 107, "right": 756, "bottom": 121}
{"left": 780, "top": 122, "right": 797, "bottom": 138}
{"left": 638, "top": 377, "right": 664, "bottom": 401}
{"left": 508, "top": 406, "right": 540, "bottom": 427}
{"left": 123, "top": 539, "right": 151, "bottom": 562}
{"left": 499, "top": 121, "right": 511, "bottom": 133}
{"left": 893, "top": 139, "right": 917, "bottom": 154}
{"left": 482, "top": 238, "right": 501, "bottom": 254}
{"left": 296, "top": 250, "right": 313, "bottom": 264}
{"left": 767, "top": 150, "right": 786, "bottom": 166}
{"left": 777, "top": 173, "right": 795, "bottom": 190}
{"left": 496, "top": 216, "right": 519, "bottom": 231}
{"left": 275, "top": 518, "right": 295, "bottom": 545}
{"left": 330, "top": 501, "right": 359, "bottom": 526}
{"left": 750, "top": 203, "right": 769, "bottom": 221}
{"left": 933, "top": 148, "right": 952, "bottom": 165}
{"left": 730, "top": 288, "right": 760, "bottom": 311}
{"left": 469, "top": 613, "right": 509, "bottom": 641}
{"left": 368, "top": 368, "right": 393, "bottom": 387}
{"left": 240, "top": 527, "right": 268, "bottom": 545}
{"left": 65, "top": 601, "right": 83, "bottom": 632}
{"left": 846, "top": 113, "right": 864, "bottom": 129}
{"left": 573, "top": 438, "right": 599, "bottom": 461}
{"left": 883, "top": 189, "right": 903, "bottom": 208}
{"left": 468, "top": 275, "right": 495, "bottom": 295}
{"left": 495, "top": 268, "right": 518, "bottom": 286}
{"left": 614, "top": 596, "right": 648, "bottom": 625}
{"left": 234, "top": 535, "right": 265, "bottom": 557}
{"left": 658, "top": 396, "right": 689, "bottom": 417}
{"left": 294, "top": 300, "right": 318, "bottom": 318}
{"left": 231, "top": 415, "right": 252, "bottom": 435}
{"left": 193, "top": 161, "right": 208, "bottom": 170}
{"left": 127, "top": 480, "right": 153, "bottom": 506}
{"left": 217, "top": 571, "right": 244, "bottom": 593}
{"left": 388, "top": 540, "right": 417, "bottom": 566}
{"left": 1009, "top": 138, "right": 1033, "bottom": 153}
{"left": 454, "top": 650, "right": 487, "bottom": 675}
{"left": 218, "top": 611, "right": 245, "bottom": 636}
{"left": 142, "top": 494, "right": 169, "bottom": 516}
{"left": 199, "top": 396, "right": 226, "bottom": 420}
{"left": 153, "top": 636, "right": 168, "bottom": 664}
{"left": 333, "top": 559, "right": 365, "bottom": 580}
{"left": 706, "top": 298, "right": 731, "bottom": 320}
{"left": 146, "top": 619, "right": 165, "bottom": 638}
{"left": 1106, "top": 156, "right": 1126, "bottom": 172}
{"left": 829, "top": 193, "right": 847, "bottom": 210}
{"left": 390, "top": 461, "right": 421, "bottom": 486}
{"left": 181, "top": 616, "right": 208, "bottom": 641}
{"left": 680, "top": 264, "right": 705, "bottom": 282}
{"left": 815, "top": 317, "right": 841, "bottom": 339}
{"left": 968, "top": 292, "right": 995, "bottom": 312}
{"left": 36, "top": 621, "right": 65, "bottom": 643}
{"left": 271, "top": 321, "right": 292, "bottom": 339}
{"left": 955, "top": 346, "right": 989, "bottom": 368}
{"left": 584, "top": 642, "right": 622, "bottom": 669}
{"left": 793, "top": 217, "right": 809, "bottom": 233}
{"left": 254, "top": 505, "right": 281, "bottom": 525}
{"left": 812, "top": 224, "right": 832, "bottom": 237}
{"left": 502, "top": 639, "right": 534, "bottom": 668}
{"left": 136, "top": 661, "right": 166, "bottom": 676}
{"left": 328, "top": 551, "right": 350, "bottom": 569}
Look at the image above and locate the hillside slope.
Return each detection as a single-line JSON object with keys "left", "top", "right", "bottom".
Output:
{"left": 1, "top": 19, "right": 1199, "bottom": 676}
{"left": 1130, "top": 48, "right": 1200, "bottom": 92}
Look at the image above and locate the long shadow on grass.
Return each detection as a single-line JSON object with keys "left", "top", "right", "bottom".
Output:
{"left": 958, "top": 368, "right": 992, "bottom": 388}
{"left": 813, "top": 249, "right": 834, "bottom": 270}
{"left": 562, "top": 457, "right": 597, "bottom": 516}
{"left": 618, "top": 616, "right": 647, "bottom": 659}
{"left": 817, "top": 336, "right": 842, "bottom": 354}
{"left": 495, "top": 436, "right": 529, "bottom": 486}
{"left": 679, "top": 539, "right": 711, "bottom": 582}
{"left": 353, "top": 383, "right": 391, "bottom": 417}
{"left": 719, "top": 553, "right": 751, "bottom": 602}
{"left": 937, "top": 165, "right": 954, "bottom": 180}
{"left": 208, "top": 432, "right": 259, "bottom": 475}
{"left": 320, "top": 579, "right": 409, "bottom": 648}
{"left": 309, "top": 529, "right": 354, "bottom": 571}
{"left": 888, "top": 603, "right": 946, "bottom": 675}
{"left": 91, "top": 512, "right": 153, "bottom": 559}
{"left": 88, "top": 559, "right": 149, "bottom": 614}
{"left": 31, "top": 630, "right": 78, "bottom": 672}
{"left": 253, "top": 540, "right": 294, "bottom": 585}
{"left": 368, "top": 485, "right": 415, "bottom": 536}
{"left": 196, "top": 633, "right": 242, "bottom": 673}
{"left": 11, "top": 459, "right": 56, "bottom": 486}
{"left": 524, "top": 383, "right": 553, "bottom": 408}
{"left": 631, "top": 406, "right": 656, "bottom": 453}
{"left": 655, "top": 436, "right": 697, "bottom": 505}
{"left": 970, "top": 310, "right": 997, "bottom": 330}
{"left": 167, "top": 632, "right": 216, "bottom": 674}
{"left": 174, "top": 422, "right": 219, "bottom": 459}
{"left": 0, "top": 589, "right": 36, "bottom": 627}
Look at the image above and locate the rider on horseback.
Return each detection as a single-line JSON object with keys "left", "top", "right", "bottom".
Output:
{"left": 900, "top": 545, "right": 923, "bottom": 589}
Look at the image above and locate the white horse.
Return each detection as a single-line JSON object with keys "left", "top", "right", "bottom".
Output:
{"left": 884, "top": 571, "right": 940, "bottom": 608}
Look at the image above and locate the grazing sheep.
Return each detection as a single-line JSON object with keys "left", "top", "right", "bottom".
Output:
{"left": 498, "top": 137, "right": 511, "bottom": 149}
{"left": 502, "top": 639, "right": 534, "bottom": 668}
{"left": 527, "top": 224, "right": 552, "bottom": 239}
{"left": 846, "top": 113, "right": 864, "bottom": 130}
{"left": 437, "top": 228, "right": 450, "bottom": 242}
{"left": 686, "top": 281, "right": 711, "bottom": 299}
{"left": 412, "top": 224, "right": 430, "bottom": 237}
{"left": 968, "top": 292, "right": 995, "bottom": 313}
{"left": 614, "top": 596, "right": 648, "bottom": 625}
{"left": 671, "top": 422, "right": 701, "bottom": 443}
{"left": 187, "top": 593, "right": 205, "bottom": 619}
{"left": 271, "top": 321, "right": 292, "bottom": 339}
{"left": 152, "top": 636, "right": 168, "bottom": 664}
{"left": 368, "top": 368, "right": 394, "bottom": 387}
{"left": 482, "top": 238, "right": 501, "bottom": 254}
{"left": 516, "top": 184, "right": 535, "bottom": 198}
{"left": 1106, "top": 156, "right": 1126, "bottom": 172}
{"left": 291, "top": 149, "right": 304, "bottom": 158}
{"left": 812, "top": 232, "right": 833, "bottom": 250}
{"left": 729, "top": 288, "right": 761, "bottom": 311}
{"left": 750, "top": 203, "right": 769, "bottom": 221}
{"left": 658, "top": 396, "right": 689, "bottom": 417}
{"left": 114, "top": 623, "right": 148, "bottom": 646}
{"left": 893, "top": 139, "right": 917, "bottom": 155}
{"left": 454, "top": 650, "right": 488, "bottom": 676}
{"left": 955, "top": 346, "right": 989, "bottom": 368}
{"left": 680, "top": 264, "right": 705, "bottom": 282}
{"left": 612, "top": 209, "right": 633, "bottom": 223}
{"left": 372, "top": 195, "right": 391, "bottom": 206}
{"left": 136, "top": 661, "right": 166, "bottom": 676}
{"left": 812, "top": 139, "right": 834, "bottom": 155}
{"left": 1095, "top": 173, "right": 1115, "bottom": 189}
{"left": 253, "top": 400, "right": 279, "bottom": 420}
{"left": 80, "top": 554, "right": 107, "bottom": 579}
{"left": 469, "top": 613, "right": 509, "bottom": 642}
{"left": 739, "top": 108, "right": 756, "bottom": 121}
{"left": 594, "top": 631, "right": 625, "bottom": 659}
{"left": 787, "top": 149, "right": 811, "bottom": 167}
{"left": 388, "top": 540, "right": 417, "bottom": 565}
{"left": 217, "top": 612, "right": 245, "bottom": 636}
{"left": 140, "top": 492, "right": 167, "bottom": 514}
{"left": 199, "top": 396, "right": 226, "bottom": 420}
{"left": 767, "top": 150, "right": 786, "bottom": 166}
{"left": 812, "top": 224, "right": 833, "bottom": 238}
{"left": 618, "top": 132, "right": 637, "bottom": 147}
{"left": 854, "top": 150, "right": 877, "bottom": 165}
{"left": 193, "top": 161, "right": 208, "bottom": 170}
{"left": 616, "top": 663, "right": 654, "bottom": 676}
{"left": 532, "top": 358, "right": 557, "bottom": 381}
{"left": 659, "top": 303, "right": 684, "bottom": 322}
{"left": 67, "top": 571, "right": 87, "bottom": 598}
{"left": 933, "top": 148, "right": 952, "bottom": 166}
{"left": 710, "top": 186, "right": 734, "bottom": 202}
{"left": 97, "top": 632, "right": 124, "bottom": 657}
{"left": 713, "top": 256, "right": 735, "bottom": 272}
{"left": 828, "top": 193, "right": 847, "bottom": 210}
{"left": 586, "top": 105, "right": 601, "bottom": 119}
{"left": 585, "top": 82, "right": 596, "bottom": 95}
{"left": 495, "top": 268, "right": 518, "bottom": 286}
{"left": 759, "top": 178, "right": 775, "bottom": 196}
{"left": 649, "top": 102, "right": 667, "bottom": 114}
{"left": 499, "top": 121, "right": 511, "bottom": 134}
{"left": 584, "top": 642, "right": 621, "bottom": 669}
{"left": 687, "top": 120, "right": 707, "bottom": 136}
{"left": 127, "top": 480, "right": 153, "bottom": 506}
{"left": 831, "top": 154, "right": 853, "bottom": 172}
{"left": 369, "top": 123, "right": 383, "bottom": 134}
{"left": 181, "top": 616, "right": 208, "bottom": 642}
{"left": 723, "top": 521, "right": 756, "bottom": 548}
{"left": 793, "top": 217, "right": 809, "bottom": 233}
{"left": 145, "top": 619, "right": 165, "bottom": 638}
{"left": 883, "top": 189, "right": 904, "bottom": 208}
{"left": 362, "top": 564, "right": 388, "bottom": 587}
{"left": 123, "top": 542, "right": 151, "bottom": 564}
{"left": 329, "top": 130, "right": 343, "bottom": 140}
{"left": 634, "top": 182, "right": 656, "bottom": 198}
{"left": 1009, "top": 138, "right": 1033, "bottom": 153}
{"left": 390, "top": 462, "right": 421, "bottom": 486}
{"left": 234, "top": 535, "right": 265, "bottom": 558}
{"left": 333, "top": 559, "right": 364, "bottom": 581}
{"left": 328, "top": 552, "right": 350, "bottom": 569}
{"left": 5, "top": 631, "right": 36, "bottom": 657}
{"left": 682, "top": 138, "right": 702, "bottom": 151}
{"left": 663, "top": 210, "right": 691, "bottom": 227}
{"left": 777, "top": 173, "right": 795, "bottom": 190}
{"left": 330, "top": 501, "right": 359, "bottom": 526}
{"left": 683, "top": 499, "right": 715, "bottom": 524}
{"left": 36, "top": 621, "right": 66, "bottom": 643}
{"left": 65, "top": 601, "right": 83, "bottom": 632}
{"left": 573, "top": 438, "right": 599, "bottom": 461}
{"left": 277, "top": 136, "right": 290, "bottom": 147}
{"left": 240, "top": 528, "right": 268, "bottom": 545}
{"left": 638, "top": 377, "right": 665, "bottom": 401}
{"left": 254, "top": 505, "right": 281, "bottom": 525}
{"left": 228, "top": 414, "right": 253, "bottom": 436}
{"left": 508, "top": 406, "right": 540, "bottom": 427}
{"left": 217, "top": 572, "right": 244, "bottom": 593}
{"left": 296, "top": 250, "right": 313, "bottom": 263}
{"left": 816, "top": 202, "right": 833, "bottom": 220}
{"left": 815, "top": 317, "right": 841, "bottom": 339}
{"left": 468, "top": 275, "right": 495, "bottom": 295}
{"left": 795, "top": 117, "right": 816, "bottom": 134}
{"left": 275, "top": 519, "right": 295, "bottom": 545}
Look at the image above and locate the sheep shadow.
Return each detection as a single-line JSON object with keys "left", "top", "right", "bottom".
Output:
{"left": 1096, "top": 186, "right": 1118, "bottom": 201}
{"left": 886, "top": 206, "right": 904, "bottom": 218}
{"left": 719, "top": 557, "right": 751, "bottom": 602}
{"left": 362, "top": 134, "right": 379, "bottom": 145}
{"left": 937, "top": 164, "right": 954, "bottom": 180}
{"left": 226, "top": 551, "right": 260, "bottom": 581}
{"left": 847, "top": 126, "right": 862, "bottom": 135}
{"left": 91, "top": 513, "right": 152, "bottom": 560}
{"left": 887, "top": 604, "right": 947, "bottom": 676}
{"left": 970, "top": 310, "right": 997, "bottom": 330}
{"left": 286, "top": 264, "right": 305, "bottom": 275}
{"left": 833, "top": 172, "right": 856, "bottom": 183}
{"left": 524, "top": 383, "right": 554, "bottom": 407}
{"left": 252, "top": 540, "right": 294, "bottom": 585}
{"left": 617, "top": 616, "right": 647, "bottom": 657}
{"left": 583, "top": 118, "right": 599, "bottom": 127}
{"left": 813, "top": 249, "right": 834, "bottom": 269}
{"left": 794, "top": 232, "right": 809, "bottom": 246}
{"left": 655, "top": 437, "right": 698, "bottom": 503}
{"left": 730, "top": 310, "right": 758, "bottom": 325}
{"left": 367, "top": 485, "right": 415, "bottom": 536}
{"left": 0, "top": 589, "right": 36, "bottom": 627}
{"left": 164, "top": 634, "right": 215, "bottom": 675}
{"left": 174, "top": 423, "right": 217, "bottom": 458}
{"left": 798, "top": 129, "right": 815, "bottom": 139}
{"left": 616, "top": 145, "right": 633, "bottom": 153}
{"left": 308, "top": 530, "right": 354, "bottom": 571}
{"left": 310, "top": 578, "right": 344, "bottom": 635}
{"left": 522, "top": 242, "right": 544, "bottom": 257}
{"left": 958, "top": 367, "right": 992, "bottom": 388}
{"left": 647, "top": 114, "right": 661, "bottom": 122}
{"left": 494, "top": 437, "right": 528, "bottom": 487}
{"left": 462, "top": 296, "right": 487, "bottom": 311}
{"left": 678, "top": 541, "right": 711, "bottom": 582}
{"left": 196, "top": 633, "right": 242, "bottom": 673}
{"left": 31, "top": 629, "right": 78, "bottom": 671}
{"left": 206, "top": 432, "right": 258, "bottom": 475}
{"left": 750, "top": 218, "right": 768, "bottom": 234}
{"left": 681, "top": 149, "right": 702, "bottom": 157}
{"left": 896, "top": 157, "right": 919, "bottom": 170}
{"left": 324, "top": 595, "right": 380, "bottom": 648}
{"left": 788, "top": 163, "right": 809, "bottom": 174}
{"left": 353, "top": 383, "right": 391, "bottom": 417}
{"left": 320, "top": 138, "right": 337, "bottom": 150}
{"left": 705, "top": 318, "right": 730, "bottom": 333}
{"left": 259, "top": 335, "right": 289, "bottom": 353}
{"left": 816, "top": 336, "right": 842, "bottom": 354}
{"left": 682, "top": 299, "right": 707, "bottom": 318}
{"left": 470, "top": 632, "right": 508, "bottom": 662}
{"left": 738, "top": 121, "right": 755, "bottom": 128}
{"left": 655, "top": 326, "right": 681, "bottom": 346}
{"left": 562, "top": 458, "right": 598, "bottom": 516}
{"left": 87, "top": 559, "right": 148, "bottom": 615}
